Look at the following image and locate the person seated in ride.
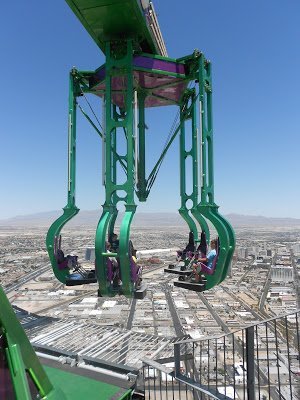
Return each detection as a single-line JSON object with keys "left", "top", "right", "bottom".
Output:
{"left": 57, "top": 248, "right": 96, "bottom": 281}
{"left": 128, "top": 240, "right": 142, "bottom": 289}
{"left": 109, "top": 233, "right": 119, "bottom": 252}
{"left": 105, "top": 241, "right": 112, "bottom": 252}
{"left": 111, "top": 257, "right": 121, "bottom": 287}
{"left": 66, "top": 253, "right": 79, "bottom": 269}
{"left": 177, "top": 231, "right": 195, "bottom": 260}
{"left": 56, "top": 249, "right": 68, "bottom": 269}
{"left": 129, "top": 239, "right": 137, "bottom": 262}
{"left": 196, "top": 230, "right": 207, "bottom": 258}
{"left": 105, "top": 241, "right": 120, "bottom": 285}
{"left": 56, "top": 249, "right": 79, "bottom": 271}
{"left": 192, "top": 239, "right": 217, "bottom": 282}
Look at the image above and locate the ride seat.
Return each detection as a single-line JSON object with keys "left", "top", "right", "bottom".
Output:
{"left": 197, "top": 239, "right": 219, "bottom": 275}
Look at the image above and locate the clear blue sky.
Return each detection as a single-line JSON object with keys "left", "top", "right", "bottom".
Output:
{"left": 1, "top": 0, "right": 299, "bottom": 219}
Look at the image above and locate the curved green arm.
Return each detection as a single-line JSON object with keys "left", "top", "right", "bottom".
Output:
{"left": 119, "top": 206, "right": 137, "bottom": 296}
{"left": 46, "top": 206, "right": 79, "bottom": 283}
{"left": 197, "top": 204, "right": 230, "bottom": 290}
{"left": 46, "top": 70, "right": 80, "bottom": 284}
{"left": 95, "top": 208, "right": 114, "bottom": 296}
{"left": 108, "top": 206, "right": 118, "bottom": 238}
{"left": 191, "top": 208, "right": 210, "bottom": 243}
{"left": 218, "top": 214, "right": 235, "bottom": 283}
{"left": 178, "top": 208, "right": 199, "bottom": 242}
{"left": 196, "top": 54, "right": 235, "bottom": 289}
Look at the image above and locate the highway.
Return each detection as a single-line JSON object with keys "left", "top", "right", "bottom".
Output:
{"left": 259, "top": 266, "right": 272, "bottom": 312}
{"left": 4, "top": 263, "right": 50, "bottom": 295}
{"left": 164, "top": 283, "right": 208, "bottom": 400}
{"left": 198, "top": 292, "right": 230, "bottom": 334}
{"left": 164, "top": 283, "right": 184, "bottom": 337}
{"left": 291, "top": 249, "right": 300, "bottom": 309}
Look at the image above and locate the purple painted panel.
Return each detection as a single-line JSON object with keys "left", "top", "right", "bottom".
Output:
{"left": 93, "top": 66, "right": 105, "bottom": 83}
{"left": 134, "top": 56, "right": 185, "bottom": 75}
{"left": 90, "top": 61, "right": 188, "bottom": 108}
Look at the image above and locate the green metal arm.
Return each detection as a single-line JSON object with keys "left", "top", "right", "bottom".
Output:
{"left": 46, "top": 70, "right": 80, "bottom": 284}
{"left": 46, "top": 206, "right": 79, "bottom": 283}
{"left": 136, "top": 91, "right": 147, "bottom": 201}
{"left": 178, "top": 90, "right": 210, "bottom": 242}
{"left": 197, "top": 55, "right": 235, "bottom": 287}
{"left": 119, "top": 206, "right": 137, "bottom": 295}
{"left": 0, "top": 286, "right": 65, "bottom": 399}
{"left": 95, "top": 207, "right": 114, "bottom": 296}
{"left": 197, "top": 205, "right": 230, "bottom": 289}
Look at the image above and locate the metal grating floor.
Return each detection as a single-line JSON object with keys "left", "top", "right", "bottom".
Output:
{"left": 29, "top": 319, "right": 184, "bottom": 369}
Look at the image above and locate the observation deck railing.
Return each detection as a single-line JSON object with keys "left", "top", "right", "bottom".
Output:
{"left": 141, "top": 310, "right": 300, "bottom": 399}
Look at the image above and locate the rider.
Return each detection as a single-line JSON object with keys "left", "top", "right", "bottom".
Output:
{"left": 177, "top": 231, "right": 195, "bottom": 260}
{"left": 193, "top": 239, "right": 217, "bottom": 282}
{"left": 109, "top": 233, "right": 119, "bottom": 252}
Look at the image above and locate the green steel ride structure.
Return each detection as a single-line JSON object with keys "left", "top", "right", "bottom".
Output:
{"left": 46, "top": 0, "right": 235, "bottom": 297}
{"left": 1, "top": 1, "right": 236, "bottom": 398}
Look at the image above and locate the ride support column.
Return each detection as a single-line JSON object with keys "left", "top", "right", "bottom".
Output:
{"left": 95, "top": 40, "right": 137, "bottom": 297}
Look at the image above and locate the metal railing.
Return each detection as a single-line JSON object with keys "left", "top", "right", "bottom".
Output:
{"left": 141, "top": 310, "right": 300, "bottom": 399}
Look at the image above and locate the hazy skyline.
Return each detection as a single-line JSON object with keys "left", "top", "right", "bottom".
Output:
{"left": 1, "top": 0, "right": 299, "bottom": 219}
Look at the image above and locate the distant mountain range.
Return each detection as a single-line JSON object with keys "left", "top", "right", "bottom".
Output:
{"left": 0, "top": 210, "right": 300, "bottom": 228}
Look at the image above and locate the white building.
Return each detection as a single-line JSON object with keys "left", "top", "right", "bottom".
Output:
{"left": 271, "top": 266, "right": 294, "bottom": 282}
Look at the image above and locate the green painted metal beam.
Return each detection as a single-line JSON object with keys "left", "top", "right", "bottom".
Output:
{"left": 95, "top": 40, "right": 137, "bottom": 297}
{"left": 197, "top": 55, "right": 235, "bottom": 289}
{"left": 65, "top": 0, "right": 159, "bottom": 55}
{"left": 136, "top": 91, "right": 147, "bottom": 201}
{"left": 46, "top": 69, "right": 80, "bottom": 284}
{"left": 0, "top": 286, "right": 64, "bottom": 399}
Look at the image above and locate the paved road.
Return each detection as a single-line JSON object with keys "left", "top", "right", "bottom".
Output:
{"left": 259, "top": 265, "right": 272, "bottom": 312}
{"left": 126, "top": 298, "right": 137, "bottom": 330}
{"left": 4, "top": 264, "right": 50, "bottom": 294}
{"left": 117, "top": 298, "right": 137, "bottom": 364}
{"left": 163, "top": 284, "right": 200, "bottom": 397}
{"left": 291, "top": 249, "right": 300, "bottom": 309}
{"left": 198, "top": 292, "right": 230, "bottom": 334}
{"left": 164, "top": 284, "right": 184, "bottom": 337}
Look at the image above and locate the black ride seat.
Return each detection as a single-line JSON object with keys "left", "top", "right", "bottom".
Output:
{"left": 174, "top": 280, "right": 206, "bottom": 292}
{"left": 66, "top": 267, "right": 97, "bottom": 286}
{"left": 165, "top": 252, "right": 207, "bottom": 292}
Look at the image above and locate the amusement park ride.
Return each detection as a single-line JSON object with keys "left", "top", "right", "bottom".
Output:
{"left": 46, "top": 0, "right": 235, "bottom": 298}
{"left": 0, "top": 0, "right": 235, "bottom": 398}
